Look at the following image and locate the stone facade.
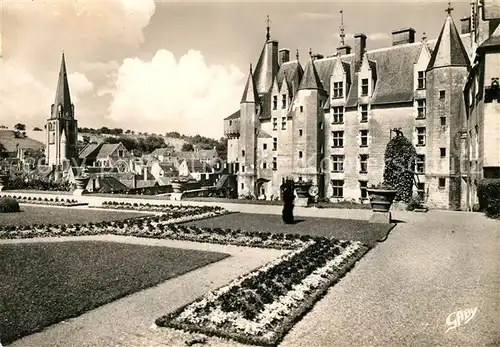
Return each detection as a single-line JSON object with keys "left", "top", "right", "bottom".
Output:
{"left": 224, "top": 9, "right": 483, "bottom": 210}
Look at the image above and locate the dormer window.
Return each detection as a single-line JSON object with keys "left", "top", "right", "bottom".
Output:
{"left": 418, "top": 71, "right": 426, "bottom": 89}
{"left": 282, "top": 94, "right": 287, "bottom": 109}
{"left": 361, "top": 79, "right": 369, "bottom": 96}
{"left": 333, "top": 82, "right": 343, "bottom": 98}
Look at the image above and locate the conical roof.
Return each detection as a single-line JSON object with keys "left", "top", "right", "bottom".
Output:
{"left": 240, "top": 65, "right": 260, "bottom": 103}
{"left": 298, "top": 59, "right": 324, "bottom": 91}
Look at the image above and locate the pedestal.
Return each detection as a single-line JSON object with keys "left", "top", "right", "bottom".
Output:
{"left": 170, "top": 192, "right": 183, "bottom": 201}
{"left": 73, "top": 188, "right": 88, "bottom": 196}
{"left": 295, "top": 197, "right": 309, "bottom": 207}
{"left": 369, "top": 211, "right": 392, "bottom": 224}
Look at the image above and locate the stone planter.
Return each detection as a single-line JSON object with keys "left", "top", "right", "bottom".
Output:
{"left": 0, "top": 175, "right": 9, "bottom": 191}
{"left": 171, "top": 181, "right": 185, "bottom": 193}
{"left": 367, "top": 188, "right": 397, "bottom": 212}
{"left": 74, "top": 177, "right": 90, "bottom": 196}
{"left": 295, "top": 184, "right": 312, "bottom": 198}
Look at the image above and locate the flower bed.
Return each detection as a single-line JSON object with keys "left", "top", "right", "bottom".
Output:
{"left": 95, "top": 201, "right": 227, "bottom": 214}
{"left": 156, "top": 238, "right": 370, "bottom": 346}
{"left": 0, "top": 194, "right": 87, "bottom": 207}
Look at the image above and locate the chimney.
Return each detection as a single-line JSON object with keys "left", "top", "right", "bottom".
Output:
{"left": 337, "top": 45, "right": 352, "bottom": 56}
{"left": 279, "top": 48, "right": 290, "bottom": 64}
{"left": 391, "top": 28, "right": 416, "bottom": 46}
{"left": 354, "top": 33, "right": 366, "bottom": 72}
{"left": 461, "top": 16, "right": 471, "bottom": 34}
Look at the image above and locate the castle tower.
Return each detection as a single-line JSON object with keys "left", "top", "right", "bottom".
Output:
{"left": 46, "top": 53, "right": 78, "bottom": 167}
{"left": 292, "top": 56, "right": 327, "bottom": 197}
{"left": 238, "top": 64, "right": 260, "bottom": 196}
{"left": 425, "top": 7, "right": 470, "bottom": 209}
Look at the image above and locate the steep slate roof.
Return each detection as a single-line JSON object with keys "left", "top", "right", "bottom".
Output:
{"left": 96, "top": 143, "right": 121, "bottom": 159}
{"left": 159, "top": 163, "right": 178, "bottom": 173}
{"left": 259, "top": 92, "right": 273, "bottom": 120}
{"left": 240, "top": 66, "right": 260, "bottom": 103}
{"left": 368, "top": 43, "right": 422, "bottom": 105}
{"left": 276, "top": 61, "right": 303, "bottom": 93}
{"left": 183, "top": 158, "right": 212, "bottom": 173}
{"left": 253, "top": 40, "right": 280, "bottom": 94}
{"left": 52, "top": 53, "right": 73, "bottom": 119}
{"left": 224, "top": 110, "right": 240, "bottom": 120}
{"left": 95, "top": 177, "right": 129, "bottom": 193}
{"left": 427, "top": 14, "right": 470, "bottom": 70}
{"left": 79, "top": 143, "right": 101, "bottom": 159}
{"left": 298, "top": 59, "right": 325, "bottom": 91}
{"left": 258, "top": 129, "right": 273, "bottom": 138}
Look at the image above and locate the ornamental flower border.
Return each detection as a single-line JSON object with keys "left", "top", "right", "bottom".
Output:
{"left": 0, "top": 194, "right": 86, "bottom": 207}
{"left": 93, "top": 201, "right": 228, "bottom": 215}
{"left": 156, "top": 239, "right": 370, "bottom": 346}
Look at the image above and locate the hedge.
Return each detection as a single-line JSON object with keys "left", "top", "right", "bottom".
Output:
{"left": 477, "top": 178, "right": 500, "bottom": 219}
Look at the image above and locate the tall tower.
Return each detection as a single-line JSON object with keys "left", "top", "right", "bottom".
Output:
{"left": 425, "top": 6, "right": 470, "bottom": 209}
{"left": 46, "top": 53, "right": 78, "bottom": 168}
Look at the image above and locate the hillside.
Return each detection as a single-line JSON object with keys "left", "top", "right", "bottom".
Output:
{"left": 77, "top": 133, "right": 188, "bottom": 151}
{"left": 0, "top": 130, "right": 45, "bottom": 153}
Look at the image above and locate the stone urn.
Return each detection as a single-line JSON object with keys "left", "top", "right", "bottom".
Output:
{"left": 74, "top": 176, "right": 90, "bottom": 196}
{"left": 367, "top": 188, "right": 397, "bottom": 213}
{"left": 171, "top": 181, "right": 184, "bottom": 193}
{"left": 0, "top": 174, "right": 9, "bottom": 191}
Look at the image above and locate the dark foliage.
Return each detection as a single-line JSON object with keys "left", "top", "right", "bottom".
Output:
{"left": 477, "top": 178, "right": 500, "bottom": 219}
{"left": 0, "top": 196, "right": 20, "bottom": 213}
{"left": 8, "top": 176, "right": 72, "bottom": 191}
{"left": 383, "top": 130, "right": 417, "bottom": 203}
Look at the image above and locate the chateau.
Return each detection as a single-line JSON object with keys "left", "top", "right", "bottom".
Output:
{"left": 224, "top": 3, "right": 500, "bottom": 210}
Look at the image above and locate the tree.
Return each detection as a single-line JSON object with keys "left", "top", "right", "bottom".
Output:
{"left": 33, "top": 127, "right": 42, "bottom": 131}
{"left": 182, "top": 143, "right": 194, "bottom": 151}
{"left": 0, "top": 142, "right": 7, "bottom": 158}
{"left": 14, "top": 123, "right": 26, "bottom": 131}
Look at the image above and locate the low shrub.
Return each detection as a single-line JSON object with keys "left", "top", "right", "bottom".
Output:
{"left": 0, "top": 196, "right": 20, "bottom": 213}
{"left": 477, "top": 178, "right": 500, "bottom": 218}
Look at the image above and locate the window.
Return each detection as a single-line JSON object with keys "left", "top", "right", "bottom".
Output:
{"left": 241, "top": 183, "right": 244, "bottom": 189}
{"left": 331, "top": 155, "right": 344, "bottom": 172}
{"left": 272, "top": 157, "right": 277, "bottom": 170}
{"left": 439, "top": 90, "right": 446, "bottom": 99}
{"left": 360, "top": 130, "right": 369, "bottom": 147}
{"left": 263, "top": 143, "right": 267, "bottom": 150}
{"left": 438, "top": 177, "right": 446, "bottom": 188}
{"left": 440, "top": 117, "right": 446, "bottom": 126}
{"left": 242, "top": 150, "right": 245, "bottom": 157}
{"left": 273, "top": 118, "right": 278, "bottom": 130}
{"left": 333, "top": 107, "right": 344, "bottom": 124}
{"left": 332, "top": 131, "right": 344, "bottom": 148}
{"left": 263, "top": 162, "right": 267, "bottom": 169}
{"left": 417, "top": 182, "right": 425, "bottom": 198}
{"left": 360, "top": 154, "right": 369, "bottom": 173}
{"left": 360, "top": 105, "right": 368, "bottom": 122}
{"left": 273, "top": 138, "right": 277, "bottom": 151}
{"left": 361, "top": 78, "right": 369, "bottom": 96}
{"left": 299, "top": 129, "right": 303, "bottom": 136}
{"left": 440, "top": 148, "right": 446, "bottom": 157}
{"left": 300, "top": 106, "right": 304, "bottom": 112}
{"left": 360, "top": 181, "right": 368, "bottom": 199}
{"left": 416, "top": 154, "right": 425, "bottom": 173}
{"left": 418, "top": 71, "right": 426, "bottom": 89}
{"left": 333, "top": 81, "right": 343, "bottom": 98}
{"left": 282, "top": 94, "right": 287, "bottom": 109}
{"left": 273, "top": 95, "right": 277, "bottom": 110}
{"left": 118, "top": 150, "right": 124, "bottom": 157}
{"left": 281, "top": 117, "right": 287, "bottom": 130}
{"left": 229, "top": 120, "right": 232, "bottom": 126}
{"left": 332, "top": 180, "right": 344, "bottom": 198}
{"left": 242, "top": 165, "right": 245, "bottom": 172}
{"left": 416, "top": 127, "right": 426, "bottom": 146}
{"left": 299, "top": 151, "right": 303, "bottom": 158}
{"left": 417, "top": 99, "right": 426, "bottom": 119}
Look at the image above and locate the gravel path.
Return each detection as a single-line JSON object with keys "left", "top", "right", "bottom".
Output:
{"left": 5, "top": 236, "right": 286, "bottom": 347}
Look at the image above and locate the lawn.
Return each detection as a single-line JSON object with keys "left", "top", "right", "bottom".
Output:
{"left": 184, "top": 197, "right": 372, "bottom": 209}
{"left": 0, "top": 241, "right": 229, "bottom": 344}
{"left": 182, "top": 213, "right": 395, "bottom": 245}
{"left": 0, "top": 205, "right": 150, "bottom": 227}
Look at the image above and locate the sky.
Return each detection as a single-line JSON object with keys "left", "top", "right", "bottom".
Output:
{"left": 0, "top": 0, "right": 472, "bottom": 139}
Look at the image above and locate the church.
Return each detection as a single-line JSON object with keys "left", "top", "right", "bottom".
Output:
{"left": 224, "top": 3, "right": 498, "bottom": 210}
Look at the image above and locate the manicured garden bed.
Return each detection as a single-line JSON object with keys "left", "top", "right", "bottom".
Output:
{"left": 0, "top": 193, "right": 86, "bottom": 207}
{"left": 182, "top": 213, "right": 395, "bottom": 246}
{"left": 156, "top": 238, "right": 370, "bottom": 346}
{"left": 0, "top": 241, "right": 229, "bottom": 345}
{"left": 0, "top": 205, "right": 149, "bottom": 227}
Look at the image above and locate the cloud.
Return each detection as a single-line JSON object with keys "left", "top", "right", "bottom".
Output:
{"left": 297, "top": 12, "right": 335, "bottom": 21}
{"left": 367, "top": 33, "right": 391, "bottom": 41}
{"left": 107, "top": 49, "right": 245, "bottom": 138}
{"left": 68, "top": 72, "right": 94, "bottom": 101}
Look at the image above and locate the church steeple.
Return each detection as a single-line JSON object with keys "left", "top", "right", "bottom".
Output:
{"left": 427, "top": 10, "right": 470, "bottom": 70}
{"left": 52, "top": 52, "right": 73, "bottom": 119}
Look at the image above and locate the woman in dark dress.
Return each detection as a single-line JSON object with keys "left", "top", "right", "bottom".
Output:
{"left": 282, "top": 181, "right": 295, "bottom": 224}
